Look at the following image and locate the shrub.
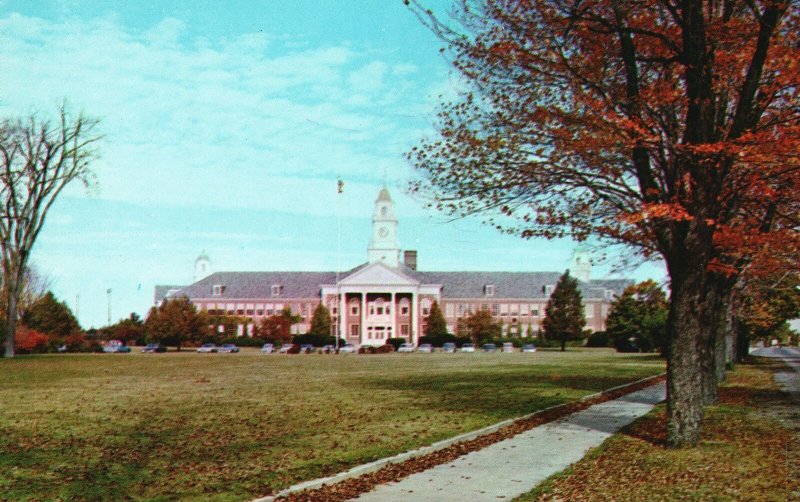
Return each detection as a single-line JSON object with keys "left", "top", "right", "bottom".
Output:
{"left": 292, "top": 333, "right": 344, "bottom": 347}
{"left": 454, "top": 336, "right": 473, "bottom": 347}
{"left": 63, "top": 333, "right": 100, "bottom": 352}
{"left": 374, "top": 344, "right": 394, "bottom": 353}
{"left": 489, "top": 336, "right": 526, "bottom": 347}
{"left": 418, "top": 333, "right": 457, "bottom": 347}
{"left": 220, "top": 336, "right": 263, "bottom": 347}
{"left": 586, "top": 331, "right": 610, "bottom": 347}
{"left": 15, "top": 327, "right": 49, "bottom": 354}
{"left": 385, "top": 338, "right": 407, "bottom": 351}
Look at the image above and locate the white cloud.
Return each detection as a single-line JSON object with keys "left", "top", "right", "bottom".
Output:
{"left": 347, "top": 61, "right": 388, "bottom": 93}
{"left": 0, "top": 13, "right": 434, "bottom": 220}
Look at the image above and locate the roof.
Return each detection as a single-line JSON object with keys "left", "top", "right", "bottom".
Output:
{"left": 408, "top": 271, "right": 628, "bottom": 299}
{"left": 410, "top": 271, "right": 563, "bottom": 299}
{"left": 165, "top": 268, "right": 630, "bottom": 302}
{"left": 377, "top": 187, "right": 392, "bottom": 202}
{"left": 154, "top": 285, "right": 186, "bottom": 305}
{"left": 178, "top": 271, "right": 338, "bottom": 300}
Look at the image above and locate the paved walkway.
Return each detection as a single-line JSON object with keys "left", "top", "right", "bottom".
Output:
{"left": 752, "top": 346, "right": 800, "bottom": 400}
{"left": 352, "top": 382, "right": 666, "bottom": 502}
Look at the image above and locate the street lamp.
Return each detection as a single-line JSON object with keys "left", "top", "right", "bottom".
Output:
{"left": 335, "top": 178, "right": 343, "bottom": 350}
{"left": 106, "top": 288, "right": 112, "bottom": 325}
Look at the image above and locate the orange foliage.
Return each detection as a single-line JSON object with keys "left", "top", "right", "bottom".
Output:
{"left": 15, "top": 326, "right": 49, "bottom": 354}
{"left": 406, "top": 0, "right": 800, "bottom": 277}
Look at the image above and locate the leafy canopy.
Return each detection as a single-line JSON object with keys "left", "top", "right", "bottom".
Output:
{"left": 543, "top": 270, "right": 586, "bottom": 350}
{"left": 144, "top": 297, "right": 209, "bottom": 350}
{"left": 22, "top": 291, "right": 80, "bottom": 338}
{"left": 424, "top": 300, "right": 448, "bottom": 338}
{"left": 457, "top": 308, "right": 501, "bottom": 344}
{"left": 606, "top": 280, "right": 669, "bottom": 354}
{"left": 309, "top": 303, "right": 333, "bottom": 338}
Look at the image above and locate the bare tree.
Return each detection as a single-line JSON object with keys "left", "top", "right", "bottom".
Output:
{"left": 0, "top": 106, "right": 100, "bottom": 357}
{"left": 0, "top": 264, "right": 53, "bottom": 319}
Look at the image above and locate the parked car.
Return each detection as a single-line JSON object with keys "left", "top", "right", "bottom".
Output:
{"left": 141, "top": 343, "right": 166, "bottom": 353}
{"left": 460, "top": 343, "right": 476, "bottom": 353}
{"left": 417, "top": 343, "right": 434, "bottom": 353}
{"left": 442, "top": 342, "right": 457, "bottom": 353}
{"left": 522, "top": 344, "right": 538, "bottom": 353}
{"left": 278, "top": 344, "right": 296, "bottom": 353}
{"left": 197, "top": 343, "right": 218, "bottom": 353}
{"left": 260, "top": 343, "right": 275, "bottom": 353}
{"left": 219, "top": 344, "right": 240, "bottom": 353}
{"left": 482, "top": 343, "right": 497, "bottom": 352}
{"left": 339, "top": 344, "right": 357, "bottom": 353}
{"left": 502, "top": 342, "right": 515, "bottom": 353}
{"left": 397, "top": 343, "right": 415, "bottom": 353}
{"left": 103, "top": 340, "right": 131, "bottom": 353}
{"left": 321, "top": 344, "right": 336, "bottom": 353}
{"left": 299, "top": 344, "right": 315, "bottom": 353}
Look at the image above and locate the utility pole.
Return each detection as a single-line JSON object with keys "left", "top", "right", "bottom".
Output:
{"left": 106, "top": 288, "right": 112, "bottom": 325}
{"left": 335, "top": 178, "right": 343, "bottom": 350}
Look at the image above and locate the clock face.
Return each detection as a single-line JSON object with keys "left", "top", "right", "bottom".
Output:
{"left": 378, "top": 226, "right": 389, "bottom": 238}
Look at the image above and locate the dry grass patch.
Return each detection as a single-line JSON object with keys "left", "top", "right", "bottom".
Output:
{"left": 0, "top": 349, "right": 663, "bottom": 501}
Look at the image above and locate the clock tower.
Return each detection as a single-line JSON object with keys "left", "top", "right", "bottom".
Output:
{"left": 368, "top": 186, "right": 401, "bottom": 267}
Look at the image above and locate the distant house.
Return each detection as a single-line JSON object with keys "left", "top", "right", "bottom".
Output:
{"left": 156, "top": 187, "right": 630, "bottom": 346}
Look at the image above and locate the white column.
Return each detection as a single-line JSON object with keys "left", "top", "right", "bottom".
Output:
{"left": 361, "top": 291, "right": 367, "bottom": 345}
{"left": 411, "top": 290, "right": 418, "bottom": 345}
{"left": 390, "top": 291, "right": 396, "bottom": 342}
{"left": 339, "top": 290, "right": 346, "bottom": 342}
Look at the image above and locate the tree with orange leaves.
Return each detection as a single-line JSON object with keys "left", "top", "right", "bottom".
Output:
{"left": 405, "top": 0, "right": 799, "bottom": 447}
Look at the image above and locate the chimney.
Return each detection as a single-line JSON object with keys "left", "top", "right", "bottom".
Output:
{"left": 404, "top": 250, "right": 418, "bottom": 271}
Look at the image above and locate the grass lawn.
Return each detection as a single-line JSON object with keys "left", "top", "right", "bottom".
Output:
{"left": 0, "top": 348, "right": 663, "bottom": 501}
{"left": 515, "top": 356, "right": 799, "bottom": 501}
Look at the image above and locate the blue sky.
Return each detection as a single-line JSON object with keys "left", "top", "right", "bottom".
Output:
{"left": 0, "top": 1, "right": 665, "bottom": 328}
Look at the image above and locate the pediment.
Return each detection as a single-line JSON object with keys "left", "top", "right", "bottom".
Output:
{"left": 339, "top": 262, "right": 419, "bottom": 287}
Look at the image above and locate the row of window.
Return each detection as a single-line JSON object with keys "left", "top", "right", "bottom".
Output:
{"left": 444, "top": 303, "right": 601, "bottom": 318}
{"left": 212, "top": 284, "right": 284, "bottom": 297}
{"left": 446, "top": 303, "right": 544, "bottom": 318}
{"left": 482, "top": 284, "right": 557, "bottom": 297}
{"left": 200, "top": 300, "right": 604, "bottom": 320}
{"left": 202, "top": 302, "right": 313, "bottom": 318}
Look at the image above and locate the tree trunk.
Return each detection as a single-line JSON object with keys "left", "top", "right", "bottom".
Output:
{"left": 715, "top": 295, "right": 732, "bottom": 378}
{"left": 665, "top": 225, "right": 716, "bottom": 448}
{"left": 666, "top": 274, "right": 707, "bottom": 447}
{"left": 4, "top": 292, "right": 16, "bottom": 358}
{"left": 736, "top": 322, "right": 749, "bottom": 363}
{"left": 703, "top": 275, "right": 736, "bottom": 405}
{"left": 700, "top": 286, "right": 722, "bottom": 405}
{"left": 560, "top": 335, "right": 566, "bottom": 352}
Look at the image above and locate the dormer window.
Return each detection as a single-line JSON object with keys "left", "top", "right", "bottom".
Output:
{"left": 484, "top": 284, "right": 495, "bottom": 297}
{"left": 544, "top": 285, "right": 556, "bottom": 297}
{"left": 271, "top": 284, "right": 283, "bottom": 297}
{"left": 212, "top": 285, "right": 224, "bottom": 296}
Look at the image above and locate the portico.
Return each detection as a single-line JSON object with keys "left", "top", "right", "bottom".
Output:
{"left": 321, "top": 262, "right": 441, "bottom": 347}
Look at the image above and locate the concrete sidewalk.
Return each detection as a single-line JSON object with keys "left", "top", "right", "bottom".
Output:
{"left": 352, "top": 382, "right": 666, "bottom": 502}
